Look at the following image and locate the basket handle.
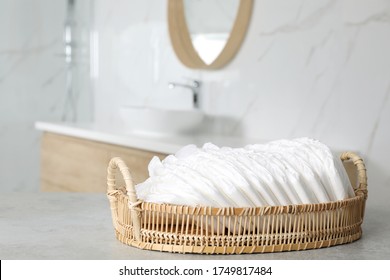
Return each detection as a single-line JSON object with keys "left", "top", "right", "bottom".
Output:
{"left": 107, "top": 157, "right": 138, "bottom": 201}
{"left": 107, "top": 157, "right": 141, "bottom": 241}
{"left": 340, "top": 152, "right": 368, "bottom": 199}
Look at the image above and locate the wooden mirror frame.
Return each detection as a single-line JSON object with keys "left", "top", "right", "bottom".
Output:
{"left": 168, "top": 0, "right": 253, "bottom": 70}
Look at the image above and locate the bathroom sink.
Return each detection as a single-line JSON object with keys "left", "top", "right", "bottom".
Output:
{"left": 119, "top": 106, "right": 204, "bottom": 135}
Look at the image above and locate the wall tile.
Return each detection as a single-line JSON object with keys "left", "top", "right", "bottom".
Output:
{"left": 0, "top": 0, "right": 92, "bottom": 191}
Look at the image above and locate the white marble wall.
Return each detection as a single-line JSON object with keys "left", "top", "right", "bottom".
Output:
{"left": 0, "top": 0, "right": 92, "bottom": 191}
{"left": 94, "top": 0, "right": 390, "bottom": 204}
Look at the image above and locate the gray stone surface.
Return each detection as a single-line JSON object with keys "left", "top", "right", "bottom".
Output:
{"left": 0, "top": 193, "right": 389, "bottom": 260}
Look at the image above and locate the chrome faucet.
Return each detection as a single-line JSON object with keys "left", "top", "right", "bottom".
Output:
{"left": 168, "top": 80, "right": 201, "bottom": 109}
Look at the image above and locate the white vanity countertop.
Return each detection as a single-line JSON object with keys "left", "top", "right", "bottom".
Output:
{"left": 0, "top": 192, "right": 388, "bottom": 260}
{"left": 35, "top": 121, "right": 266, "bottom": 154}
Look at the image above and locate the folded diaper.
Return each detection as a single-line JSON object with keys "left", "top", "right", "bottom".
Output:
{"left": 135, "top": 137, "right": 354, "bottom": 207}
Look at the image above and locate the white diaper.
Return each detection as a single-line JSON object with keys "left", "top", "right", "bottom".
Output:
{"left": 136, "top": 137, "right": 354, "bottom": 207}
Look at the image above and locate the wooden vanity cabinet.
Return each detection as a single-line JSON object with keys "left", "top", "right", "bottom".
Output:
{"left": 40, "top": 132, "right": 167, "bottom": 192}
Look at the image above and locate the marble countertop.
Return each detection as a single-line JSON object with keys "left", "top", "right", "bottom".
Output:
{"left": 0, "top": 192, "right": 388, "bottom": 260}
{"left": 35, "top": 122, "right": 265, "bottom": 154}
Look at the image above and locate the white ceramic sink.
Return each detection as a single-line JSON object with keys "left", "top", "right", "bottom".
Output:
{"left": 120, "top": 106, "right": 204, "bottom": 135}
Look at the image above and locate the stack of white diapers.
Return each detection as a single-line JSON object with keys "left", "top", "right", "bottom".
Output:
{"left": 135, "top": 137, "right": 355, "bottom": 207}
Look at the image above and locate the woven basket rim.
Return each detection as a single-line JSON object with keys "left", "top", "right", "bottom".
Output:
{"left": 114, "top": 188, "right": 365, "bottom": 215}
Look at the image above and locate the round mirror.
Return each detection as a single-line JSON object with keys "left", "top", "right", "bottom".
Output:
{"left": 168, "top": 0, "right": 253, "bottom": 70}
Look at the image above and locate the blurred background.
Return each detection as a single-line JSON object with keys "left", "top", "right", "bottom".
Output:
{"left": 0, "top": 0, "right": 389, "bottom": 207}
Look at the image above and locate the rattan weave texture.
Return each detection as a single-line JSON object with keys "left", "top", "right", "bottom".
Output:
{"left": 107, "top": 152, "right": 367, "bottom": 254}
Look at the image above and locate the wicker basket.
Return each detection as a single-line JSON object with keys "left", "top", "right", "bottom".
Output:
{"left": 106, "top": 152, "right": 367, "bottom": 254}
